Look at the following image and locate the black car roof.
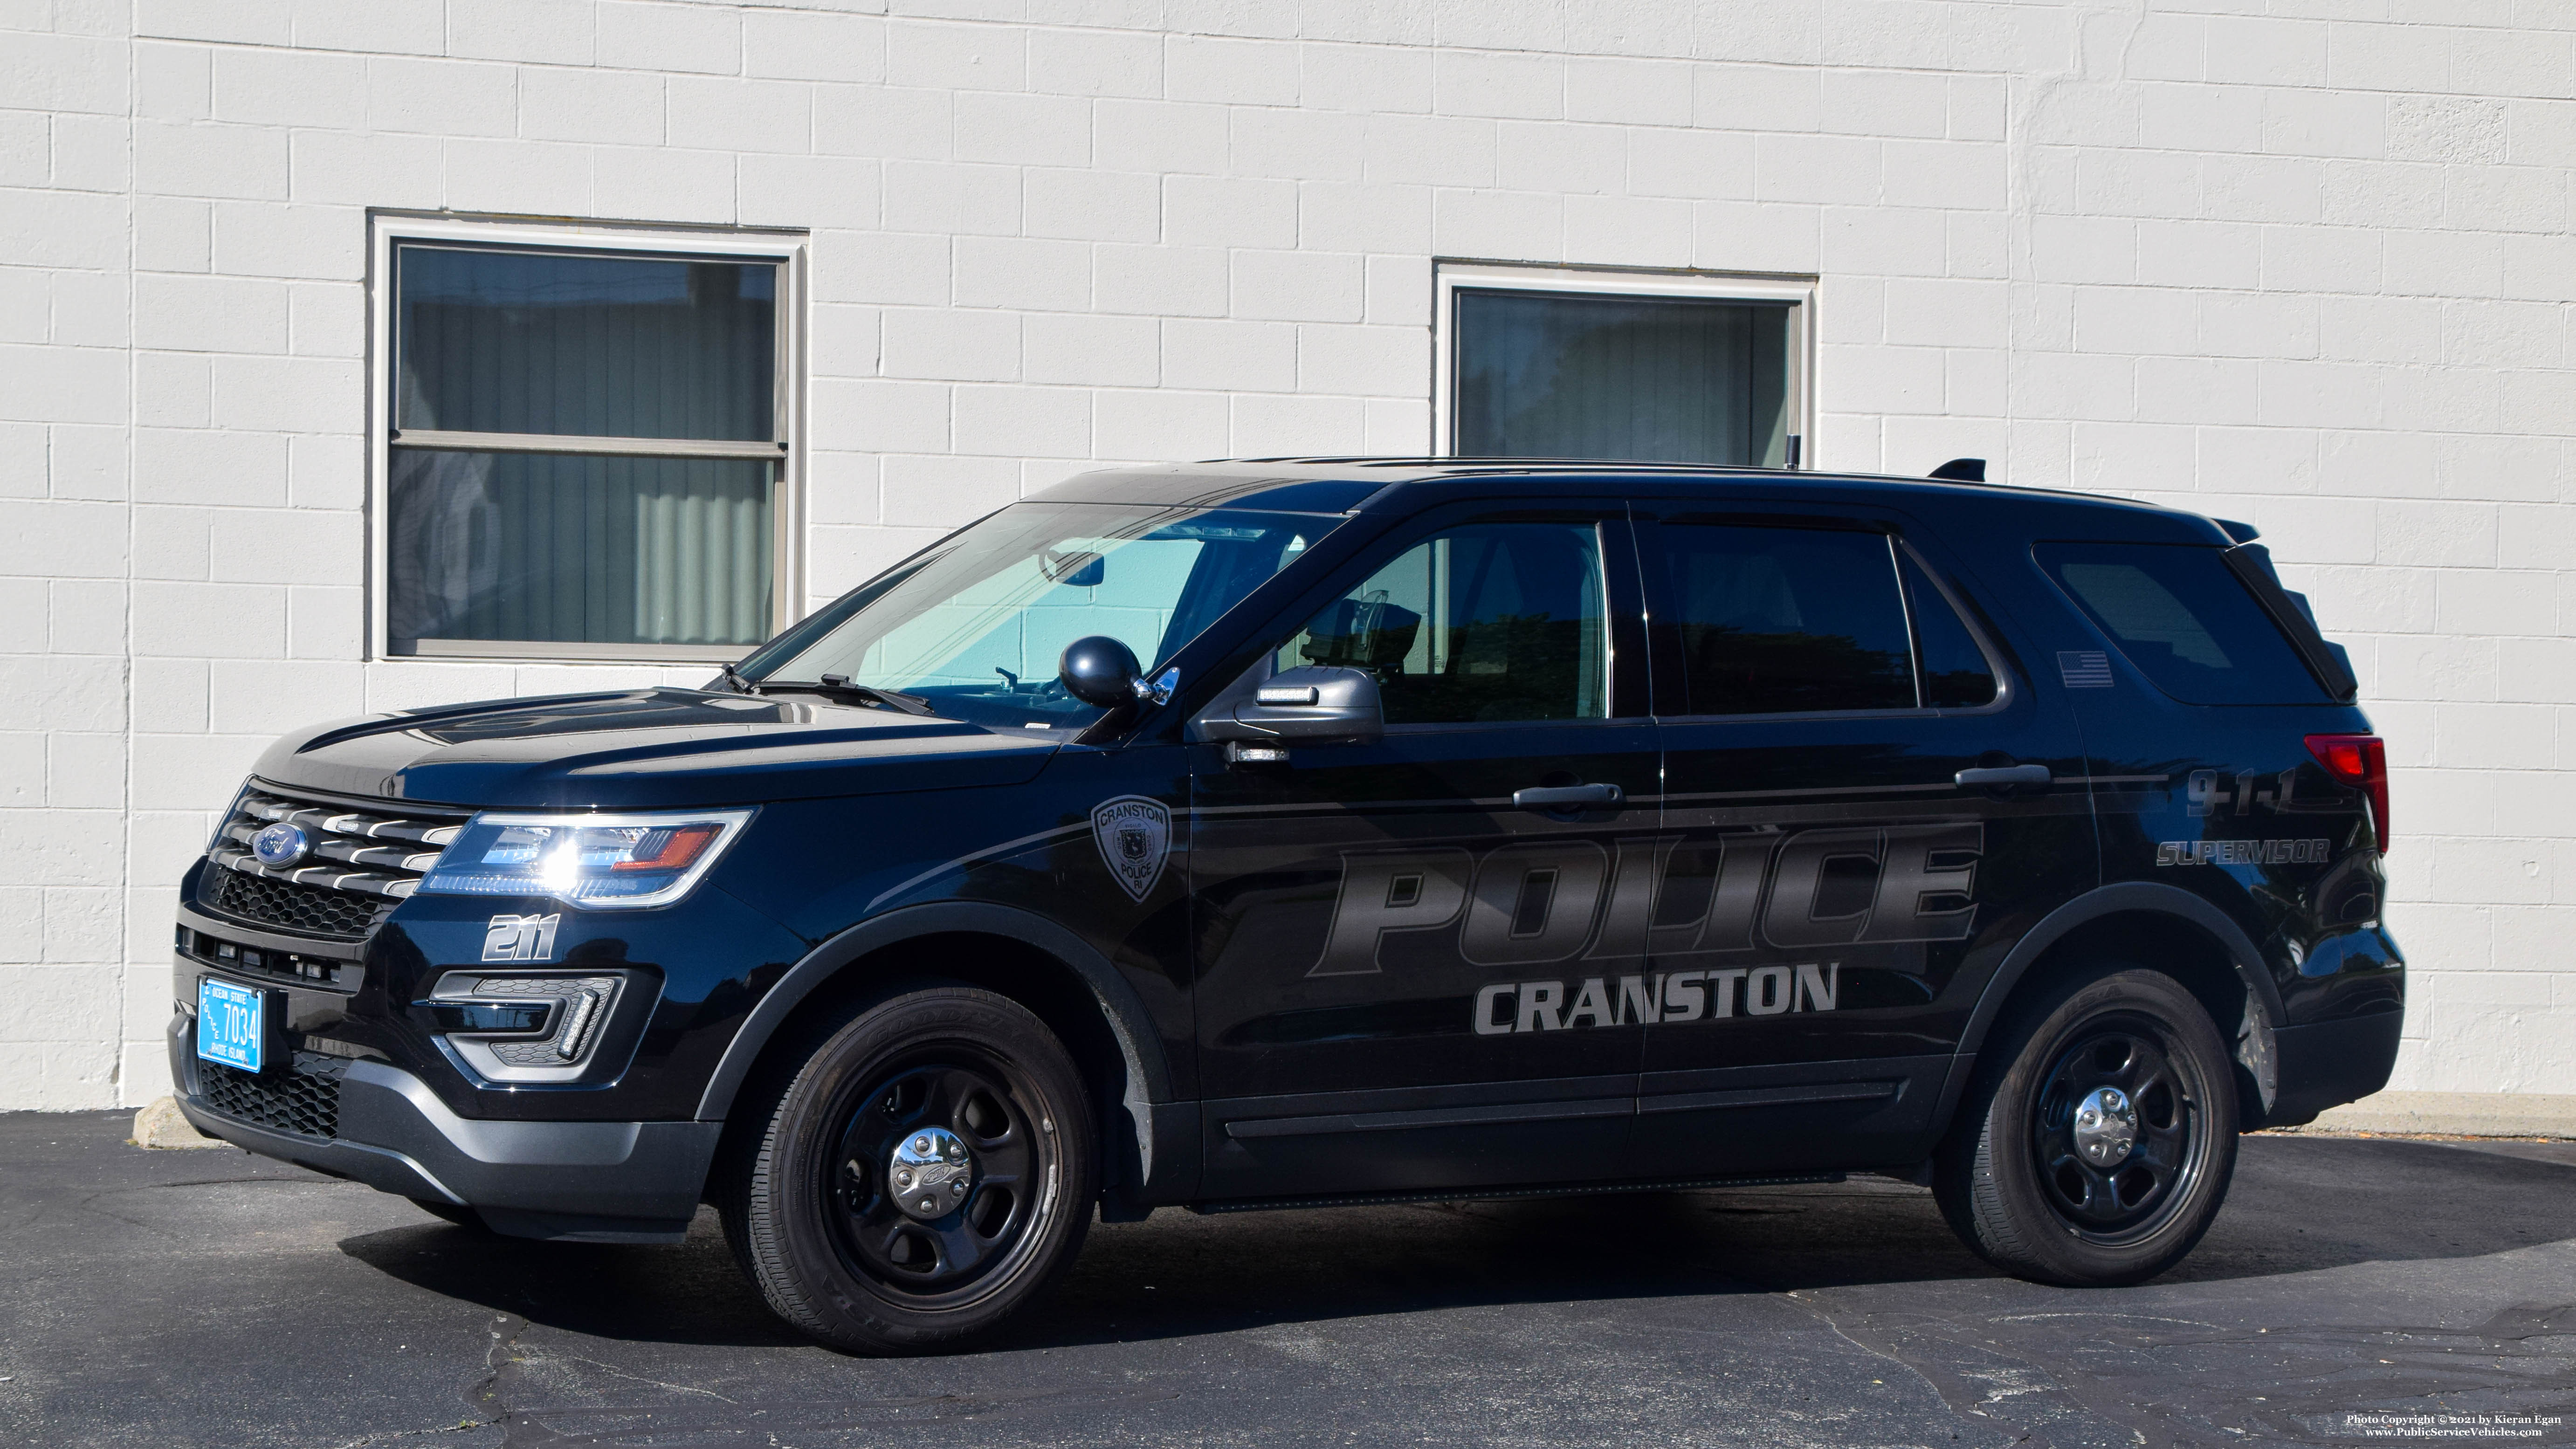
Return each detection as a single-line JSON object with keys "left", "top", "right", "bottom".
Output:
{"left": 1027, "top": 458, "right": 2220, "bottom": 540}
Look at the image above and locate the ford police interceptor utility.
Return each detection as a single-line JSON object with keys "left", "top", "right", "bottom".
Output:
{"left": 170, "top": 459, "right": 2402, "bottom": 1354}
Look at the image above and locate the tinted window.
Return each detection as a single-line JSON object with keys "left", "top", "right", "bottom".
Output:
{"left": 1276, "top": 522, "right": 1606, "bottom": 725}
{"left": 1657, "top": 525, "right": 1915, "bottom": 715}
{"left": 2035, "top": 542, "right": 2328, "bottom": 705}
{"left": 1901, "top": 551, "right": 1999, "bottom": 708}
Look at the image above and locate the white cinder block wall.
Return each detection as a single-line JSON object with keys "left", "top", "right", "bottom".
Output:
{"left": 1, "top": 0, "right": 2568, "bottom": 1110}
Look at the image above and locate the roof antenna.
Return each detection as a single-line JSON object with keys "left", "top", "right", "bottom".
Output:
{"left": 1929, "top": 458, "right": 1986, "bottom": 482}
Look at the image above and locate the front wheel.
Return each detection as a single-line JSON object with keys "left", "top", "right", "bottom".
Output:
{"left": 1934, "top": 966, "right": 2238, "bottom": 1286}
{"left": 720, "top": 986, "right": 1097, "bottom": 1354}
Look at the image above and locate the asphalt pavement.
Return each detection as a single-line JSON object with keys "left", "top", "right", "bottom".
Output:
{"left": 4, "top": 1109, "right": 2574, "bottom": 1448}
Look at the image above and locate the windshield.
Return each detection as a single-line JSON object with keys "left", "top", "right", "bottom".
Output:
{"left": 745, "top": 502, "right": 1343, "bottom": 730}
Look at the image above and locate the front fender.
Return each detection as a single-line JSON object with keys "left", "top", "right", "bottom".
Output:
{"left": 690, "top": 900, "right": 1192, "bottom": 1200}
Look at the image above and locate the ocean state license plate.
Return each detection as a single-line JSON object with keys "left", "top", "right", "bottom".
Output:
{"left": 196, "top": 977, "right": 265, "bottom": 1072}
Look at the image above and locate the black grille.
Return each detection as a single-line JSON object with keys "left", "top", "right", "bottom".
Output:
{"left": 205, "top": 864, "right": 386, "bottom": 940}
{"left": 193, "top": 785, "right": 466, "bottom": 941}
{"left": 198, "top": 1053, "right": 348, "bottom": 1139}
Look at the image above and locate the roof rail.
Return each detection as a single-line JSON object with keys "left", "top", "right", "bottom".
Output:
{"left": 1223, "top": 454, "right": 1799, "bottom": 474}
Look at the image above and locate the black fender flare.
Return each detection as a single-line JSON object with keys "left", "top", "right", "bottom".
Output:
{"left": 692, "top": 901, "right": 1176, "bottom": 1129}
{"left": 1936, "top": 882, "right": 2288, "bottom": 1129}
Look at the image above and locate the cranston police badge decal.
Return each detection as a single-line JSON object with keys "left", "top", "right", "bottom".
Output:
{"left": 1090, "top": 796, "right": 1171, "bottom": 902}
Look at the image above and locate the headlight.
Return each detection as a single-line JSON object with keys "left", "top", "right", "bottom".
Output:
{"left": 416, "top": 809, "right": 754, "bottom": 909}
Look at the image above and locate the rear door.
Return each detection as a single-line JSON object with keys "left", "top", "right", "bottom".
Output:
{"left": 1187, "top": 501, "right": 1660, "bottom": 1200}
{"left": 1628, "top": 502, "right": 2098, "bottom": 1177}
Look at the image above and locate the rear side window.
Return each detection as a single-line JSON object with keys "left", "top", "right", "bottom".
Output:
{"left": 2035, "top": 542, "right": 2329, "bottom": 705}
{"left": 1654, "top": 524, "right": 1915, "bottom": 714}
{"left": 1901, "top": 551, "right": 1999, "bottom": 708}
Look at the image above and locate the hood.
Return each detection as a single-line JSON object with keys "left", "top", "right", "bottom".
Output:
{"left": 249, "top": 688, "right": 1061, "bottom": 809}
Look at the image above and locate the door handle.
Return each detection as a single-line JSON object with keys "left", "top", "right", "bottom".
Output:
{"left": 1955, "top": 764, "right": 2052, "bottom": 788}
{"left": 1513, "top": 783, "right": 1624, "bottom": 810}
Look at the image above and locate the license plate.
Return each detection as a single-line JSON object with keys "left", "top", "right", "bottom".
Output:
{"left": 197, "top": 978, "right": 265, "bottom": 1072}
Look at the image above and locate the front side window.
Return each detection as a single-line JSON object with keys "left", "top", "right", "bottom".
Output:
{"left": 1273, "top": 522, "right": 1607, "bottom": 726}
{"left": 749, "top": 503, "right": 1338, "bottom": 732}
{"left": 383, "top": 235, "right": 792, "bottom": 659}
{"left": 2036, "top": 542, "right": 2329, "bottom": 706}
{"left": 1440, "top": 266, "right": 1811, "bottom": 468}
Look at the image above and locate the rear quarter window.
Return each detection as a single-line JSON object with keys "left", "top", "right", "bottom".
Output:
{"left": 2034, "top": 541, "right": 2329, "bottom": 706}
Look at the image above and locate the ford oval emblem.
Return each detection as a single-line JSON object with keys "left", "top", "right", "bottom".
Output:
{"left": 251, "top": 822, "right": 310, "bottom": 868}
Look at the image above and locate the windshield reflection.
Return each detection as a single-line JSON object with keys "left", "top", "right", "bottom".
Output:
{"left": 745, "top": 503, "right": 1342, "bottom": 731}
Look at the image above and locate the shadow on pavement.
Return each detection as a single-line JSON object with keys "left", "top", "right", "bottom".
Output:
{"left": 335, "top": 1134, "right": 2576, "bottom": 1353}
{"left": 337, "top": 1216, "right": 805, "bottom": 1349}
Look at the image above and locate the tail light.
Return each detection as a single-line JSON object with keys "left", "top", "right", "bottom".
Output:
{"left": 2305, "top": 734, "right": 2389, "bottom": 852}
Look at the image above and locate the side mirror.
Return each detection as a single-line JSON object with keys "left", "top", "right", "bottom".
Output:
{"left": 1193, "top": 665, "right": 1384, "bottom": 757}
{"left": 1059, "top": 635, "right": 1142, "bottom": 708}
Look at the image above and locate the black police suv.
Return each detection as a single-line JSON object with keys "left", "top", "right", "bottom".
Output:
{"left": 170, "top": 459, "right": 2402, "bottom": 1353}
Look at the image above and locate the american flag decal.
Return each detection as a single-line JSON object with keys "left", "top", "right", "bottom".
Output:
{"left": 2058, "top": 651, "right": 2113, "bottom": 688}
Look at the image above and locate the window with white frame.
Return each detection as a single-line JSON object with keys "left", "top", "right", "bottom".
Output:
{"left": 1435, "top": 263, "right": 1813, "bottom": 469}
{"left": 373, "top": 219, "right": 802, "bottom": 661}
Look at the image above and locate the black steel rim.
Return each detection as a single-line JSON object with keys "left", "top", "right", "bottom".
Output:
{"left": 823, "top": 1050, "right": 1048, "bottom": 1300}
{"left": 2028, "top": 1011, "right": 2209, "bottom": 1243}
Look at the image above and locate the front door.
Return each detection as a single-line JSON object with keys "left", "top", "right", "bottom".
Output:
{"left": 1188, "top": 506, "right": 1660, "bottom": 1199}
{"left": 1628, "top": 505, "right": 2098, "bottom": 1177}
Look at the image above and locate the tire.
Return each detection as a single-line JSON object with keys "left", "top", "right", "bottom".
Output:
{"left": 1933, "top": 965, "right": 2238, "bottom": 1286}
{"left": 718, "top": 986, "right": 1097, "bottom": 1355}
{"left": 408, "top": 1196, "right": 487, "bottom": 1231}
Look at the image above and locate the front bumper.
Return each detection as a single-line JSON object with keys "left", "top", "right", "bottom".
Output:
{"left": 168, "top": 1014, "right": 720, "bottom": 1243}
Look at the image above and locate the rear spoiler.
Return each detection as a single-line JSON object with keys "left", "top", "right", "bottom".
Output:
{"left": 2220, "top": 543, "right": 2358, "bottom": 703}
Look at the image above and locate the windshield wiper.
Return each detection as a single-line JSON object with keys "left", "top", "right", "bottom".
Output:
{"left": 760, "top": 674, "right": 938, "bottom": 716}
{"left": 713, "top": 661, "right": 757, "bottom": 695}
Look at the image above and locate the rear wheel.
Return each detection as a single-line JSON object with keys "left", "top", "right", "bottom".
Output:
{"left": 719, "top": 987, "right": 1096, "bottom": 1354}
{"left": 1934, "top": 966, "right": 2237, "bottom": 1286}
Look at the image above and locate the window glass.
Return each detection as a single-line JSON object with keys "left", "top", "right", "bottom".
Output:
{"left": 2035, "top": 542, "right": 2328, "bottom": 706}
{"left": 387, "top": 452, "right": 772, "bottom": 648}
{"left": 751, "top": 503, "right": 1336, "bottom": 732}
{"left": 396, "top": 247, "right": 776, "bottom": 440}
{"left": 386, "top": 243, "right": 786, "bottom": 655}
{"left": 1453, "top": 288, "right": 1792, "bottom": 466}
{"left": 1274, "top": 523, "right": 1607, "bottom": 725}
{"left": 1901, "top": 552, "right": 1999, "bottom": 708}
{"left": 1657, "top": 524, "right": 1915, "bottom": 715}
